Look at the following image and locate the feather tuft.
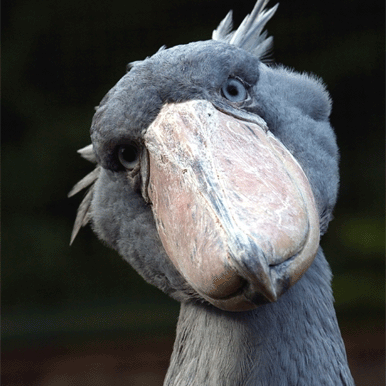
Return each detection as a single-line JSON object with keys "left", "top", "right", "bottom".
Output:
{"left": 212, "top": 0, "right": 278, "bottom": 62}
{"left": 77, "top": 144, "right": 97, "bottom": 163}
{"left": 68, "top": 144, "right": 100, "bottom": 244}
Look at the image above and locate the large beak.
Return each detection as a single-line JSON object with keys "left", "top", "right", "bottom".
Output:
{"left": 144, "top": 100, "right": 320, "bottom": 311}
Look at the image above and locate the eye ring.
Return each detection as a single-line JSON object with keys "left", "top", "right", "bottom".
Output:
{"left": 221, "top": 78, "right": 248, "bottom": 103}
{"left": 118, "top": 143, "right": 140, "bottom": 170}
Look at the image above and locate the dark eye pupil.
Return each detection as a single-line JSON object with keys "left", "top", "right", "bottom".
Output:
{"left": 118, "top": 144, "right": 139, "bottom": 170}
{"left": 227, "top": 85, "right": 239, "bottom": 96}
{"left": 121, "top": 145, "right": 138, "bottom": 163}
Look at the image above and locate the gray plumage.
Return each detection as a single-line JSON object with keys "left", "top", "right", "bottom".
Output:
{"left": 69, "top": 1, "right": 354, "bottom": 384}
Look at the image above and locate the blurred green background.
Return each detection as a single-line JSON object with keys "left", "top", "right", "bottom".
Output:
{"left": 3, "top": 0, "right": 384, "bottom": 385}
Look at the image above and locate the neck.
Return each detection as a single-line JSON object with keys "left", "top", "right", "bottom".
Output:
{"left": 164, "top": 251, "right": 354, "bottom": 385}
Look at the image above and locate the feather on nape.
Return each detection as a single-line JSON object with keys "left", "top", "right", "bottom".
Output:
{"left": 212, "top": 0, "right": 278, "bottom": 62}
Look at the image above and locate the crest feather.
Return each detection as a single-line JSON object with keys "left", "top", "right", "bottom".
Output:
{"left": 212, "top": 0, "right": 278, "bottom": 62}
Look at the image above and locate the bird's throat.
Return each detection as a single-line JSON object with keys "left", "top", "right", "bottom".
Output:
{"left": 164, "top": 251, "right": 354, "bottom": 386}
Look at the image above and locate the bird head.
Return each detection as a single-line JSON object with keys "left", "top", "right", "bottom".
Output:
{"left": 69, "top": 0, "right": 339, "bottom": 311}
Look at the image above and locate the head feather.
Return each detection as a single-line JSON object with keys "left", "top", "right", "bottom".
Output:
{"left": 212, "top": 0, "right": 278, "bottom": 62}
{"left": 68, "top": 145, "right": 100, "bottom": 244}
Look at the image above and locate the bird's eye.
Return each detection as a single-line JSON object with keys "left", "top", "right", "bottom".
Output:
{"left": 221, "top": 78, "right": 248, "bottom": 102}
{"left": 118, "top": 144, "right": 139, "bottom": 170}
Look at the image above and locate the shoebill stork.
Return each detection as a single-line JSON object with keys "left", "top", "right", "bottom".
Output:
{"left": 69, "top": 1, "right": 354, "bottom": 384}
